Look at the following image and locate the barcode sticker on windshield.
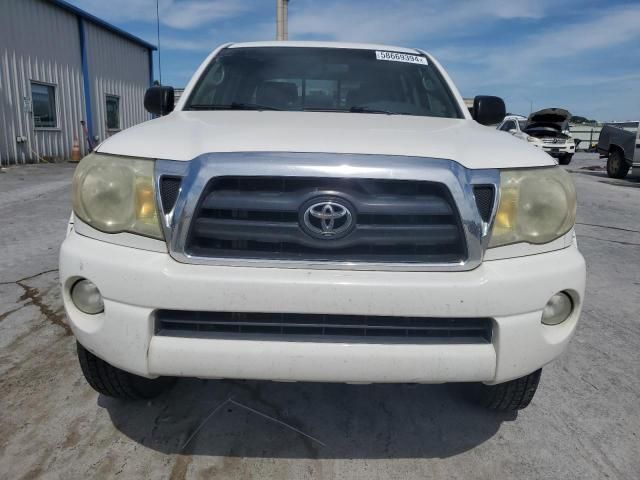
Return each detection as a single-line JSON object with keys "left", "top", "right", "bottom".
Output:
{"left": 375, "top": 51, "right": 428, "bottom": 65}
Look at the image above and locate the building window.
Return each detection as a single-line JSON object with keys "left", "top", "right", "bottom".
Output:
{"left": 106, "top": 95, "right": 120, "bottom": 130}
{"left": 31, "top": 82, "right": 57, "bottom": 128}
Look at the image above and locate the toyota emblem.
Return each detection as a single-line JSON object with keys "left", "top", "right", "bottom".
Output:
{"left": 301, "top": 199, "right": 355, "bottom": 239}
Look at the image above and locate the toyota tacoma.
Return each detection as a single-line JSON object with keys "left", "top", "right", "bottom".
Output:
{"left": 60, "top": 42, "right": 586, "bottom": 411}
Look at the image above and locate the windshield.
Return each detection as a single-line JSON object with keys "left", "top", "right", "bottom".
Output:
{"left": 185, "top": 47, "right": 463, "bottom": 118}
{"left": 518, "top": 120, "right": 527, "bottom": 130}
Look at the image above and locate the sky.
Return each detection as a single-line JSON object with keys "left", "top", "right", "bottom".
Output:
{"left": 67, "top": 0, "right": 640, "bottom": 121}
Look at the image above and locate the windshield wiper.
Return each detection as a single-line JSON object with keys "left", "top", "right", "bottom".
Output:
{"left": 302, "top": 106, "right": 400, "bottom": 115}
{"left": 303, "top": 107, "right": 349, "bottom": 112}
{"left": 189, "top": 104, "right": 401, "bottom": 114}
{"left": 349, "top": 106, "right": 398, "bottom": 115}
{"left": 188, "top": 102, "right": 282, "bottom": 111}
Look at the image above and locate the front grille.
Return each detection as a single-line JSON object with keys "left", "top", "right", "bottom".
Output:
{"left": 155, "top": 310, "right": 493, "bottom": 344}
{"left": 185, "top": 177, "right": 467, "bottom": 263}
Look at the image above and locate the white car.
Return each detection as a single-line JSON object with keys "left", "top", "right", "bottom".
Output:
{"left": 60, "top": 41, "right": 585, "bottom": 411}
{"left": 497, "top": 109, "right": 576, "bottom": 164}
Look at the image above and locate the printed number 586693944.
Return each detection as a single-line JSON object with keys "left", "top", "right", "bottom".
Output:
{"left": 375, "top": 51, "right": 428, "bottom": 65}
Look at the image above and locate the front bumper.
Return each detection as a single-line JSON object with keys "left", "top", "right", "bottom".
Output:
{"left": 535, "top": 142, "right": 575, "bottom": 158}
{"left": 60, "top": 229, "right": 586, "bottom": 385}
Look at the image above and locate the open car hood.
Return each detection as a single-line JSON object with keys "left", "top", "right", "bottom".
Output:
{"left": 526, "top": 108, "right": 571, "bottom": 132}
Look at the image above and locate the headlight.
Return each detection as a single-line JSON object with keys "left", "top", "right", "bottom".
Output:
{"left": 526, "top": 136, "right": 538, "bottom": 143}
{"left": 489, "top": 167, "right": 576, "bottom": 248}
{"left": 72, "top": 153, "right": 163, "bottom": 239}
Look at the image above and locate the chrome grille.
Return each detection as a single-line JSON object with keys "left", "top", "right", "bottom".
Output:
{"left": 157, "top": 153, "right": 500, "bottom": 271}
{"left": 185, "top": 176, "right": 467, "bottom": 264}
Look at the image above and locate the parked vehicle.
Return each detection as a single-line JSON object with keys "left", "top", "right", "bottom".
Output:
{"left": 497, "top": 109, "right": 576, "bottom": 164}
{"left": 61, "top": 41, "right": 585, "bottom": 411}
{"left": 597, "top": 123, "right": 639, "bottom": 179}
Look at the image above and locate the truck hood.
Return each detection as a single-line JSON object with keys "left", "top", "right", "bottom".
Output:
{"left": 97, "top": 111, "right": 554, "bottom": 169}
{"left": 525, "top": 108, "right": 571, "bottom": 133}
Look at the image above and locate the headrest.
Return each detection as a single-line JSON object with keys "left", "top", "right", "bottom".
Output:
{"left": 255, "top": 81, "right": 298, "bottom": 108}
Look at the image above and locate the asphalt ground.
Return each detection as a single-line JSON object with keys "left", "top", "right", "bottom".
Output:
{"left": 0, "top": 153, "right": 639, "bottom": 479}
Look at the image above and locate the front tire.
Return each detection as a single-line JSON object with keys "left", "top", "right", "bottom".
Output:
{"left": 476, "top": 369, "right": 542, "bottom": 411}
{"left": 607, "top": 149, "right": 630, "bottom": 179}
{"left": 77, "top": 342, "right": 174, "bottom": 400}
{"left": 558, "top": 154, "right": 573, "bottom": 165}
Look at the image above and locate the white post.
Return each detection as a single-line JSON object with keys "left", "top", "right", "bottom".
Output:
{"left": 276, "top": 0, "right": 289, "bottom": 40}
{"left": 283, "top": 0, "right": 288, "bottom": 40}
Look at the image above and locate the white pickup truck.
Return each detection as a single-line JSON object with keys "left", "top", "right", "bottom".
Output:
{"left": 60, "top": 41, "right": 585, "bottom": 411}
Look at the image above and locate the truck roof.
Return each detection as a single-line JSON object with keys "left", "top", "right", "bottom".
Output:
{"left": 228, "top": 40, "right": 425, "bottom": 55}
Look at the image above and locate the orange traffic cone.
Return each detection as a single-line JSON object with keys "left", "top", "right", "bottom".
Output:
{"left": 70, "top": 136, "right": 82, "bottom": 162}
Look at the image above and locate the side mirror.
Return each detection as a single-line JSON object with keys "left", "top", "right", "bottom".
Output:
{"left": 473, "top": 95, "right": 506, "bottom": 126}
{"left": 508, "top": 129, "right": 517, "bottom": 134}
{"left": 144, "top": 86, "right": 175, "bottom": 116}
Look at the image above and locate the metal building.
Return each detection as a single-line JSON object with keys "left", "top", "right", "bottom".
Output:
{"left": 0, "top": 0, "right": 156, "bottom": 166}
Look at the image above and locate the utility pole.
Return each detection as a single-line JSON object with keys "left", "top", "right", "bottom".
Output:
{"left": 276, "top": 0, "right": 289, "bottom": 40}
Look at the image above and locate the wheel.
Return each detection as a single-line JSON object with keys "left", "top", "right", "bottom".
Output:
{"left": 607, "top": 149, "right": 630, "bottom": 179}
{"left": 475, "top": 369, "right": 542, "bottom": 411}
{"left": 558, "top": 154, "right": 573, "bottom": 165}
{"left": 76, "top": 342, "right": 174, "bottom": 399}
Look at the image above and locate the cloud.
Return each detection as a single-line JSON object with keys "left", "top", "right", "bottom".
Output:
{"left": 523, "top": 4, "right": 640, "bottom": 59}
{"left": 161, "top": 19, "right": 274, "bottom": 52}
{"left": 288, "top": 0, "right": 556, "bottom": 44}
{"left": 557, "top": 72, "right": 640, "bottom": 88}
{"left": 161, "top": 37, "right": 215, "bottom": 51}
{"left": 162, "top": 0, "right": 248, "bottom": 29}
{"left": 460, "top": 3, "right": 640, "bottom": 84}
{"left": 481, "top": 0, "right": 549, "bottom": 19}
{"left": 68, "top": 0, "right": 251, "bottom": 29}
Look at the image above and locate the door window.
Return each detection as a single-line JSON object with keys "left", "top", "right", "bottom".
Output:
{"left": 500, "top": 120, "right": 515, "bottom": 131}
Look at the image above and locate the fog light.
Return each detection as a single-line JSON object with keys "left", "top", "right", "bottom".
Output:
{"left": 541, "top": 292, "right": 573, "bottom": 325}
{"left": 71, "top": 279, "right": 104, "bottom": 314}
